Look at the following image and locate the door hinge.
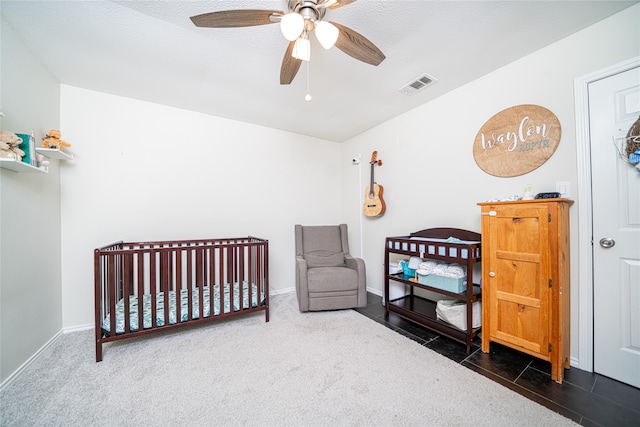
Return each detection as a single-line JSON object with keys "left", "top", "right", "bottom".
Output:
{"left": 549, "top": 279, "right": 552, "bottom": 288}
{"left": 548, "top": 343, "right": 553, "bottom": 352}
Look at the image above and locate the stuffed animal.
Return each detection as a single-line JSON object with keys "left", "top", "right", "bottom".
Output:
{"left": 42, "top": 130, "right": 71, "bottom": 150}
{"left": 0, "top": 130, "right": 26, "bottom": 160}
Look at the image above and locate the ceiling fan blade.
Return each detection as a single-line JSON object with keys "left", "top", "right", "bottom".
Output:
{"left": 280, "top": 41, "right": 303, "bottom": 85}
{"left": 330, "top": 22, "right": 385, "bottom": 66}
{"left": 190, "top": 9, "right": 282, "bottom": 28}
{"left": 326, "top": 0, "right": 358, "bottom": 10}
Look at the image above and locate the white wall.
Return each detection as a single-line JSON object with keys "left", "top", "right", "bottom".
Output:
{"left": 340, "top": 4, "right": 640, "bottom": 367}
{"left": 59, "top": 87, "right": 342, "bottom": 328}
{"left": 0, "top": 20, "right": 62, "bottom": 384}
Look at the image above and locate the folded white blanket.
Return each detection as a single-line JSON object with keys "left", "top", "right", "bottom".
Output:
{"left": 444, "top": 263, "right": 466, "bottom": 278}
{"left": 432, "top": 263, "right": 449, "bottom": 276}
{"left": 417, "top": 262, "right": 466, "bottom": 278}
{"left": 419, "top": 261, "right": 437, "bottom": 273}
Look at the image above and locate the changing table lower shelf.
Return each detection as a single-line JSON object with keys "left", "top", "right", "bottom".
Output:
{"left": 386, "top": 294, "right": 480, "bottom": 349}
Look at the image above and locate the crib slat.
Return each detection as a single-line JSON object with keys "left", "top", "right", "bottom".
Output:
{"left": 138, "top": 251, "right": 144, "bottom": 332}
{"left": 123, "top": 253, "right": 132, "bottom": 334}
{"left": 176, "top": 248, "right": 182, "bottom": 324}
{"left": 218, "top": 246, "right": 224, "bottom": 315}
{"left": 196, "top": 247, "right": 204, "bottom": 320}
{"left": 162, "top": 249, "right": 170, "bottom": 327}
{"left": 227, "top": 245, "right": 233, "bottom": 314}
{"left": 108, "top": 255, "right": 117, "bottom": 337}
{"left": 189, "top": 248, "right": 194, "bottom": 321}
{"left": 239, "top": 245, "right": 245, "bottom": 311}
{"left": 209, "top": 247, "right": 215, "bottom": 318}
{"left": 247, "top": 245, "right": 253, "bottom": 309}
{"left": 186, "top": 245, "right": 191, "bottom": 322}
{"left": 150, "top": 250, "right": 157, "bottom": 329}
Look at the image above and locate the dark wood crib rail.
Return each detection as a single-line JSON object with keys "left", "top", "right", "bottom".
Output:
{"left": 94, "top": 237, "right": 269, "bottom": 362}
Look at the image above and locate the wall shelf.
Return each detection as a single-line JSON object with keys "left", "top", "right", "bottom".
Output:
{"left": 1, "top": 148, "right": 72, "bottom": 173}
{"left": 0, "top": 158, "right": 47, "bottom": 173}
{"left": 36, "top": 148, "right": 73, "bottom": 160}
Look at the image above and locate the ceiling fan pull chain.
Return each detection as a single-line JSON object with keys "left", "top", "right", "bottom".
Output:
{"left": 305, "top": 61, "right": 312, "bottom": 101}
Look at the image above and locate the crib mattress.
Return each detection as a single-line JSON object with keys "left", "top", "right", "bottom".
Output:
{"left": 102, "top": 282, "right": 262, "bottom": 334}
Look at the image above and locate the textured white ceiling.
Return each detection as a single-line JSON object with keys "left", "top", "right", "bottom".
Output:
{"left": 1, "top": 0, "right": 636, "bottom": 142}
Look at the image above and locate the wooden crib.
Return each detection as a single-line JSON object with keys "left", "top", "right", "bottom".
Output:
{"left": 94, "top": 237, "right": 269, "bottom": 361}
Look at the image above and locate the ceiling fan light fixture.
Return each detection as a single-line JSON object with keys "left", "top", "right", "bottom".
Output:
{"left": 292, "top": 37, "right": 311, "bottom": 61}
{"left": 315, "top": 21, "right": 339, "bottom": 49}
{"left": 189, "top": 2, "right": 385, "bottom": 85}
{"left": 280, "top": 12, "right": 304, "bottom": 41}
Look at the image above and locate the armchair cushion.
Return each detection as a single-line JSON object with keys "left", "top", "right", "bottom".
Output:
{"left": 304, "top": 251, "right": 345, "bottom": 268}
{"left": 307, "top": 267, "right": 358, "bottom": 292}
{"left": 300, "top": 226, "right": 343, "bottom": 254}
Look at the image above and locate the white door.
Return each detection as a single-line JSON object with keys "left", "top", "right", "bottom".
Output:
{"left": 589, "top": 66, "right": 640, "bottom": 388}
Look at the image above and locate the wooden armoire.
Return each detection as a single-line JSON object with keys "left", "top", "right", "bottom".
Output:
{"left": 477, "top": 199, "right": 572, "bottom": 383}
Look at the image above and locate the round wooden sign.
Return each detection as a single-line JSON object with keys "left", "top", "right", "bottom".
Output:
{"left": 473, "top": 104, "right": 561, "bottom": 177}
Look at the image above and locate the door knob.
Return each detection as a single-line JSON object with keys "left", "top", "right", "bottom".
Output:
{"left": 489, "top": 272, "right": 495, "bottom": 277}
{"left": 599, "top": 238, "right": 615, "bottom": 248}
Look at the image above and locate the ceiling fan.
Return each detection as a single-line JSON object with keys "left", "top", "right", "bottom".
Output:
{"left": 190, "top": 0, "right": 385, "bottom": 85}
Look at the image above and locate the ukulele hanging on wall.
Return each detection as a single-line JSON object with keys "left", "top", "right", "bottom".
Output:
{"left": 363, "top": 151, "right": 386, "bottom": 217}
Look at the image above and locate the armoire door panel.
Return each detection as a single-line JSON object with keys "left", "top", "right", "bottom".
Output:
{"left": 496, "top": 291, "right": 541, "bottom": 308}
{"left": 494, "top": 331, "right": 543, "bottom": 354}
{"left": 495, "top": 259, "right": 541, "bottom": 298}
{"left": 495, "top": 295, "right": 546, "bottom": 352}
{"left": 496, "top": 250, "right": 542, "bottom": 263}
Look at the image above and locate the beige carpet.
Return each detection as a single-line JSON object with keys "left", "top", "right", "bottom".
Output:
{"left": 1, "top": 293, "right": 576, "bottom": 426}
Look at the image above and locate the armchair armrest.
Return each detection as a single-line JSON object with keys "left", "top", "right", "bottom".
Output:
{"left": 344, "top": 254, "right": 365, "bottom": 273}
{"left": 296, "top": 256, "right": 310, "bottom": 312}
{"left": 345, "top": 255, "right": 367, "bottom": 306}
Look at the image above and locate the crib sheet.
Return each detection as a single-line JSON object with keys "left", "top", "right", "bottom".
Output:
{"left": 102, "top": 282, "right": 262, "bottom": 334}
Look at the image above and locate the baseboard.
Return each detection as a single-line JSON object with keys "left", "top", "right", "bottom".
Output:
{"left": 0, "top": 330, "right": 63, "bottom": 393}
{"left": 366, "top": 287, "right": 382, "bottom": 297}
{"left": 270, "top": 287, "right": 295, "bottom": 295}
{"left": 271, "top": 288, "right": 380, "bottom": 297}
{"left": 63, "top": 323, "right": 93, "bottom": 334}
{"left": 570, "top": 356, "right": 581, "bottom": 369}
{"left": 271, "top": 287, "right": 381, "bottom": 297}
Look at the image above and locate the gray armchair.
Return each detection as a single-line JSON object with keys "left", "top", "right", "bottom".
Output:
{"left": 295, "top": 224, "right": 367, "bottom": 312}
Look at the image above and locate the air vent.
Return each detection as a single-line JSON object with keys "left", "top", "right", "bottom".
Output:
{"left": 399, "top": 73, "right": 437, "bottom": 95}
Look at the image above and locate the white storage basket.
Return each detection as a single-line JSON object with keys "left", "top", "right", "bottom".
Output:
{"left": 436, "top": 299, "right": 481, "bottom": 331}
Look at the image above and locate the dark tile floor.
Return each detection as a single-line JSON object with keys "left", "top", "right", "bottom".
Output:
{"left": 354, "top": 293, "right": 640, "bottom": 427}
